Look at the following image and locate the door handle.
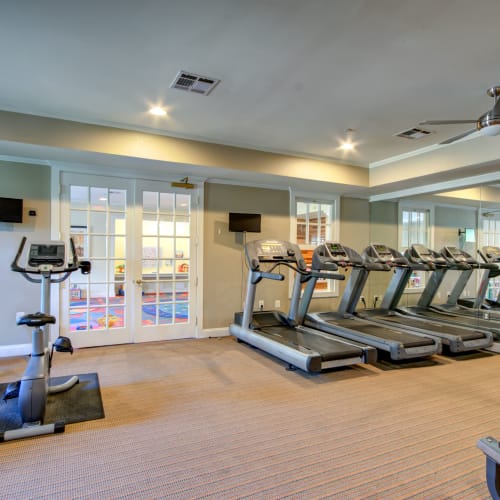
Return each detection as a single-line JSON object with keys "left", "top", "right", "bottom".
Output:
{"left": 135, "top": 279, "right": 143, "bottom": 285}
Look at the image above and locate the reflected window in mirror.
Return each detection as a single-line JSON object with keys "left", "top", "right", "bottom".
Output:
{"left": 399, "top": 205, "right": 433, "bottom": 291}
{"left": 481, "top": 217, "right": 500, "bottom": 301}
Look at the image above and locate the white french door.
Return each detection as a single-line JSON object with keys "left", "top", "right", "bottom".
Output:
{"left": 133, "top": 180, "right": 196, "bottom": 342}
{"left": 59, "top": 173, "right": 199, "bottom": 348}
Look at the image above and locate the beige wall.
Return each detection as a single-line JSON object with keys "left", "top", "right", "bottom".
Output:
{"left": 203, "top": 183, "right": 290, "bottom": 329}
{"left": 0, "top": 161, "right": 487, "bottom": 346}
{"left": 0, "top": 161, "right": 51, "bottom": 346}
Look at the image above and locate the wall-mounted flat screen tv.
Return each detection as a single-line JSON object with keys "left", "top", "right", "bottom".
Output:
{"left": 229, "top": 212, "right": 261, "bottom": 233}
{"left": 0, "top": 197, "right": 23, "bottom": 223}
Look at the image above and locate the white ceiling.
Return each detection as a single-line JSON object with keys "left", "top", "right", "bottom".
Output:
{"left": 1, "top": 1, "right": 500, "bottom": 178}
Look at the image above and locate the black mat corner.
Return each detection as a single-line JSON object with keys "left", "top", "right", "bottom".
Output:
{"left": 0, "top": 372, "right": 105, "bottom": 433}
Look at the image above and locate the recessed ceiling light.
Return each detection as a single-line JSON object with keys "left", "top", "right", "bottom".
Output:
{"left": 149, "top": 107, "right": 167, "bottom": 116}
{"left": 339, "top": 141, "right": 355, "bottom": 151}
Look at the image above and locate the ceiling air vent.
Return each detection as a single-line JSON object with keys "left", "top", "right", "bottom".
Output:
{"left": 170, "top": 71, "right": 220, "bottom": 96}
{"left": 395, "top": 127, "right": 432, "bottom": 140}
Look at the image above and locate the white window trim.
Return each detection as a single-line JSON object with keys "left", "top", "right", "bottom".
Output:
{"left": 290, "top": 189, "right": 340, "bottom": 298}
{"left": 398, "top": 201, "right": 435, "bottom": 294}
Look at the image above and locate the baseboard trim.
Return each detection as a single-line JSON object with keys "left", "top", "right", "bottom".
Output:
{"left": 0, "top": 343, "right": 30, "bottom": 357}
{"left": 1, "top": 332, "right": 231, "bottom": 355}
{"left": 199, "top": 327, "right": 230, "bottom": 339}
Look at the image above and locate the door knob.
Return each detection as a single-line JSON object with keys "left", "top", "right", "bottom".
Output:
{"left": 135, "top": 279, "right": 143, "bottom": 285}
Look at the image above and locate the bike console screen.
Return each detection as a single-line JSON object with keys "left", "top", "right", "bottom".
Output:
{"left": 28, "top": 242, "right": 65, "bottom": 268}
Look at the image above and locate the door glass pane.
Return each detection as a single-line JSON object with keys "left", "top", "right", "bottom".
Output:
{"left": 109, "top": 189, "right": 126, "bottom": 211}
{"left": 141, "top": 190, "right": 191, "bottom": 326}
{"left": 90, "top": 211, "right": 107, "bottom": 233}
{"left": 143, "top": 191, "right": 157, "bottom": 212}
{"left": 68, "top": 184, "right": 127, "bottom": 334}
{"left": 90, "top": 187, "right": 108, "bottom": 210}
{"left": 159, "top": 193, "right": 174, "bottom": 213}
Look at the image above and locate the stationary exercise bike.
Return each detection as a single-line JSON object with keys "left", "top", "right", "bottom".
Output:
{"left": 1, "top": 237, "right": 90, "bottom": 441}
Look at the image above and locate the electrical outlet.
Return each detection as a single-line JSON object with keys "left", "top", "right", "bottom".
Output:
{"left": 258, "top": 300, "right": 264, "bottom": 310}
{"left": 360, "top": 296, "right": 365, "bottom": 302}
{"left": 274, "top": 299, "right": 281, "bottom": 308}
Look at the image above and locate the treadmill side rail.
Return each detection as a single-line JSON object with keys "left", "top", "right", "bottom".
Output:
{"left": 229, "top": 323, "right": 321, "bottom": 372}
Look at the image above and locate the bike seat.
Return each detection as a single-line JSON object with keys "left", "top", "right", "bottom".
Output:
{"left": 17, "top": 312, "right": 56, "bottom": 327}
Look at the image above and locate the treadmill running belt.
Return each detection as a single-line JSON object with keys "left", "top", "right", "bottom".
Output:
{"left": 381, "top": 316, "right": 486, "bottom": 341}
{"left": 259, "top": 326, "right": 362, "bottom": 361}
{"left": 321, "top": 316, "right": 433, "bottom": 348}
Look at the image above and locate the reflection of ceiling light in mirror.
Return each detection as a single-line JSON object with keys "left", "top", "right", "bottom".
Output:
{"left": 149, "top": 107, "right": 167, "bottom": 116}
{"left": 338, "top": 128, "right": 357, "bottom": 152}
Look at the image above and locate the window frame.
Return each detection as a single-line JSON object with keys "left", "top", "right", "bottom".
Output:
{"left": 398, "top": 202, "right": 434, "bottom": 293}
{"left": 290, "top": 190, "right": 340, "bottom": 297}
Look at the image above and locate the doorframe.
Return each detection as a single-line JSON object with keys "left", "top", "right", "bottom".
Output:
{"left": 49, "top": 162, "right": 205, "bottom": 342}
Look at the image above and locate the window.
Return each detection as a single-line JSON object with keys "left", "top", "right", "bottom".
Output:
{"left": 482, "top": 217, "right": 500, "bottom": 301}
{"left": 291, "top": 192, "right": 339, "bottom": 296}
{"left": 399, "top": 205, "right": 433, "bottom": 291}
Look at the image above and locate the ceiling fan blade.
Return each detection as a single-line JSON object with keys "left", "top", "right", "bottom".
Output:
{"left": 419, "top": 120, "right": 477, "bottom": 125}
{"left": 439, "top": 128, "right": 477, "bottom": 145}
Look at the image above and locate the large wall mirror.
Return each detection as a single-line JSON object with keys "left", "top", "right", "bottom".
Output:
{"left": 368, "top": 179, "right": 500, "bottom": 317}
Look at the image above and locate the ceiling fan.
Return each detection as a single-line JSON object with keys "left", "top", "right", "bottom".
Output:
{"left": 420, "top": 86, "right": 500, "bottom": 145}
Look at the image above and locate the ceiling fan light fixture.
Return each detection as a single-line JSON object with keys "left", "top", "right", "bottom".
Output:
{"left": 479, "top": 123, "right": 500, "bottom": 136}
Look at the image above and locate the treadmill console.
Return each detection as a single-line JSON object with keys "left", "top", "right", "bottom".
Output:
{"left": 245, "top": 239, "right": 305, "bottom": 270}
{"left": 324, "top": 242, "right": 349, "bottom": 262}
{"left": 409, "top": 244, "right": 448, "bottom": 268}
{"left": 369, "top": 243, "right": 395, "bottom": 263}
{"left": 28, "top": 242, "right": 65, "bottom": 269}
{"left": 481, "top": 246, "right": 500, "bottom": 262}
{"left": 411, "top": 244, "right": 433, "bottom": 263}
{"left": 442, "top": 245, "right": 469, "bottom": 263}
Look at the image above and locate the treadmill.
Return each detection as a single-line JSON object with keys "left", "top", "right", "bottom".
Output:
{"left": 455, "top": 245, "right": 500, "bottom": 310}
{"left": 400, "top": 244, "right": 500, "bottom": 340}
{"left": 299, "top": 242, "right": 441, "bottom": 360}
{"left": 359, "top": 243, "right": 493, "bottom": 352}
{"left": 421, "top": 245, "right": 500, "bottom": 323}
{"left": 229, "top": 239, "right": 377, "bottom": 373}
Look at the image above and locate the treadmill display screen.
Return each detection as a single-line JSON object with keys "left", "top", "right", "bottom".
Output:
{"left": 444, "top": 246, "right": 466, "bottom": 262}
{"left": 484, "top": 246, "right": 500, "bottom": 260}
{"left": 372, "top": 244, "right": 393, "bottom": 260}
{"left": 412, "top": 244, "right": 432, "bottom": 261}
{"left": 257, "top": 241, "right": 292, "bottom": 260}
{"left": 326, "top": 243, "right": 347, "bottom": 259}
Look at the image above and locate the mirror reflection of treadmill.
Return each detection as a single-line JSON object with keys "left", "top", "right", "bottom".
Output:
{"left": 300, "top": 243, "right": 441, "bottom": 361}
{"left": 229, "top": 239, "right": 377, "bottom": 373}
{"left": 409, "top": 244, "right": 500, "bottom": 338}
{"left": 440, "top": 245, "right": 500, "bottom": 319}
{"left": 473, "top": 246, "right": 500, "bottom": 309}
{"left": 354, "top": 243, "right": 494, "bottom": 353}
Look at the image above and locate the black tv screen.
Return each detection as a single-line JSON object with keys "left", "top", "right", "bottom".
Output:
{"left": 0, "top": 197, "right": 23, "bottom": 223}
{"left": 229, "top": 212, "right": 261, "bottom": 233}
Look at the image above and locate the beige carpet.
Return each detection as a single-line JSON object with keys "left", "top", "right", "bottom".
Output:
{"left": 0, "top": 337, "right": 498, "bottom": 499}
